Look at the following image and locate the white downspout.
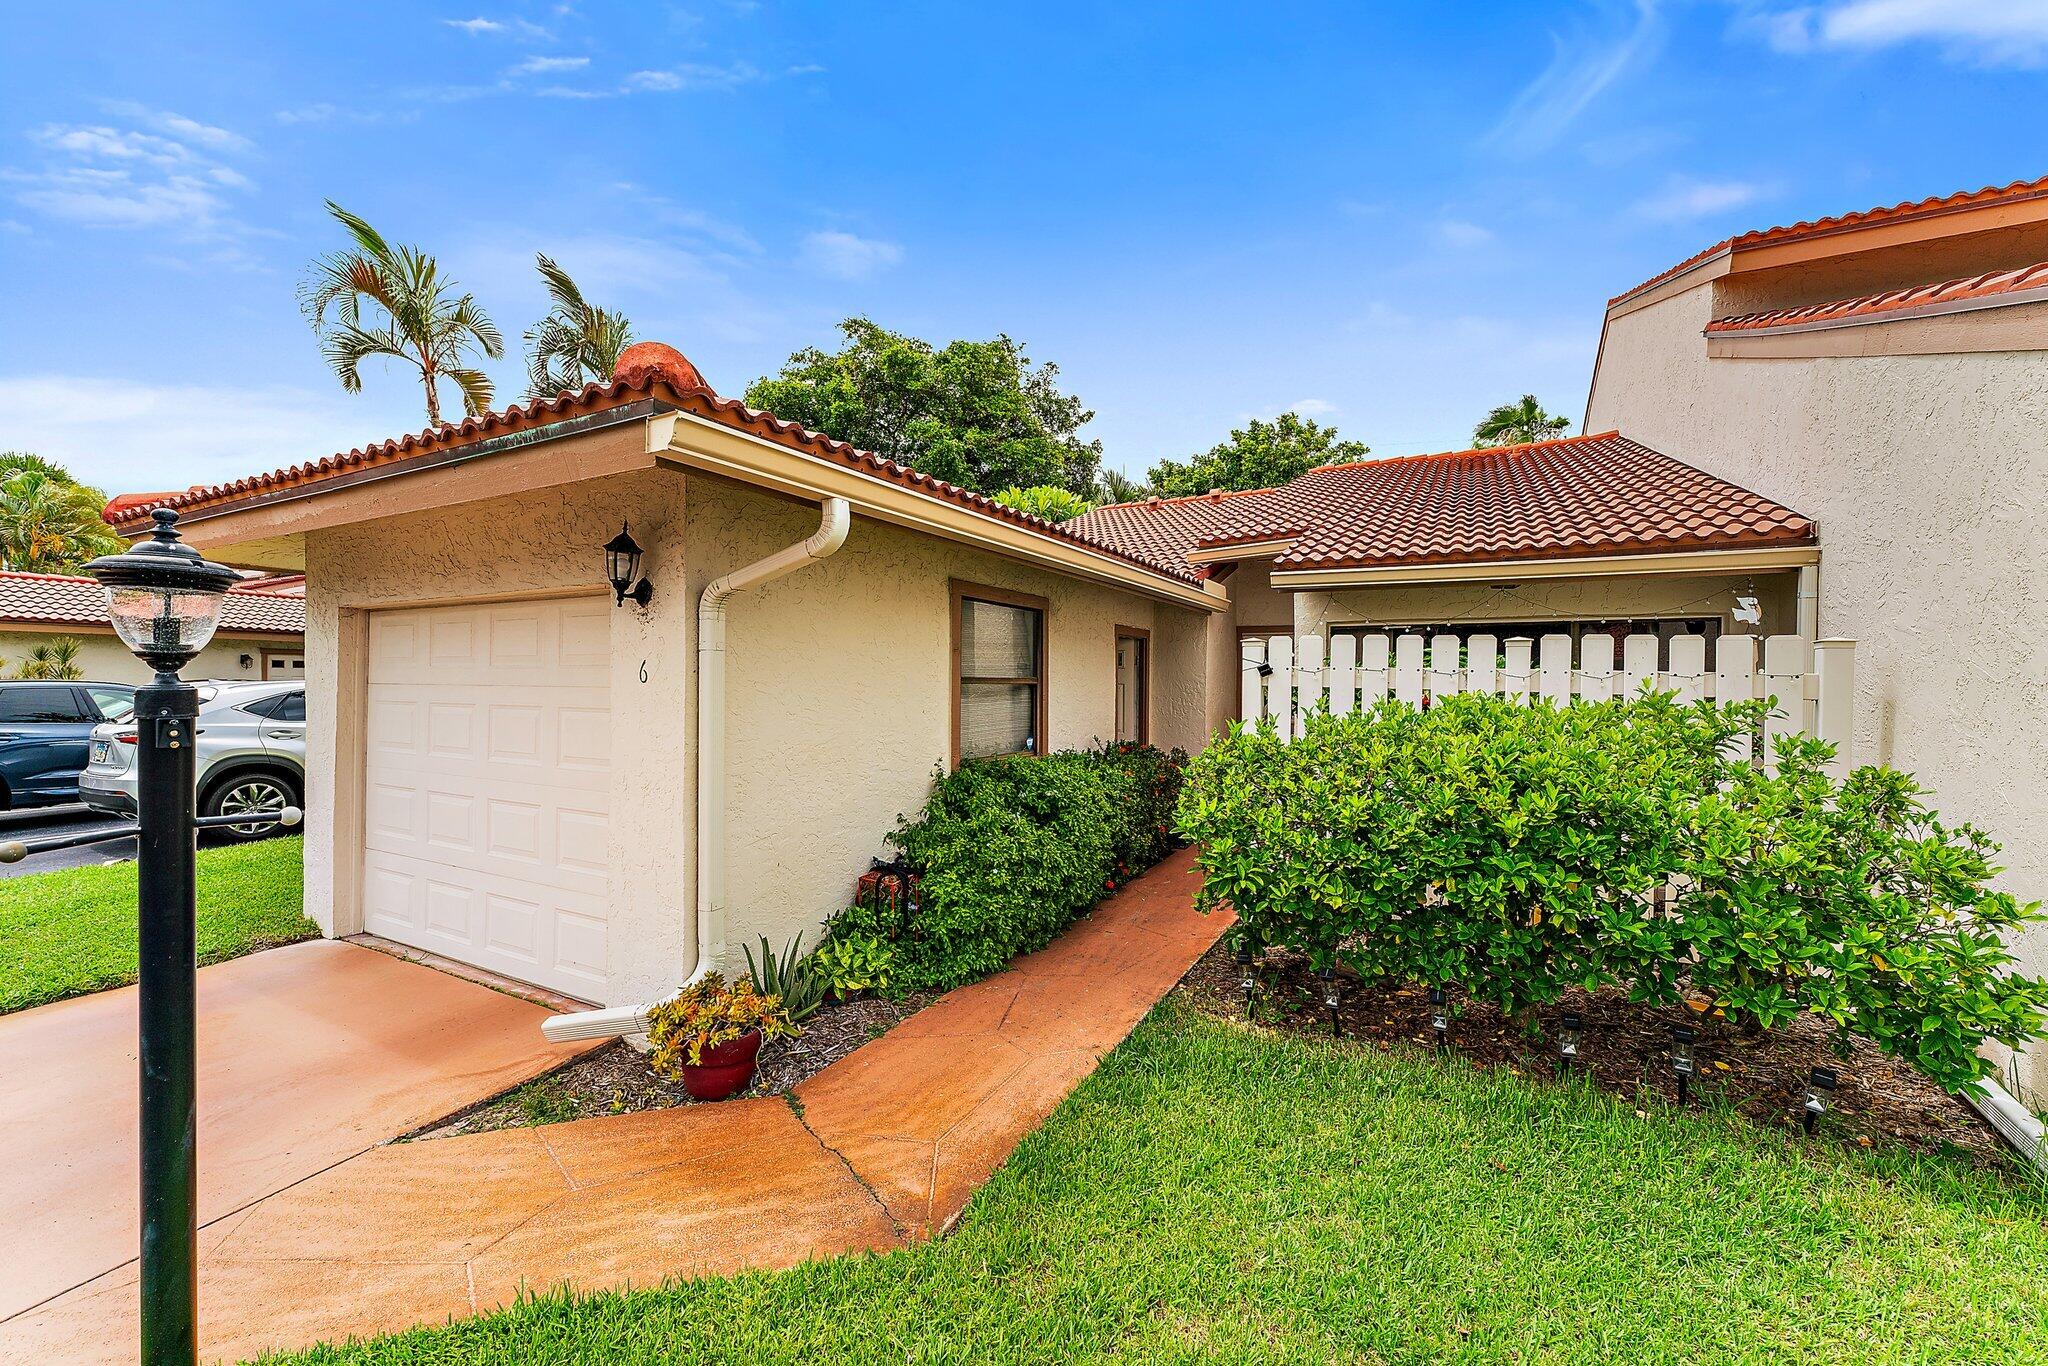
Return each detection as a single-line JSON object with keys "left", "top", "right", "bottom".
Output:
{"left": 543, "top": 496, "right": 852, "bottom": 1043}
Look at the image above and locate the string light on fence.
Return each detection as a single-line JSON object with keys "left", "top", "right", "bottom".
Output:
{"left": 1557, "top": 1010, "right": 1582, "bottom": 1077}
{"left": 1802, "top": 1067, "right": 1838, "bottom": 1136}
{"left": 1669, "top": 1024, "right": 1697, "bottom": 1105}
{"left": 1429, "top": 988, "right": 1449, "bottom": 1050}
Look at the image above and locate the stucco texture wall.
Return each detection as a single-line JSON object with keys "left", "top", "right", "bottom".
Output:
{"left": 0, "top": 629, "right": 286, "bottom": 685}
{"left": 1589, "top": 281, "right": 2048, "bottom": 1093}
{"left": 695, "top": 474, "right": 1212, "bottom": 974}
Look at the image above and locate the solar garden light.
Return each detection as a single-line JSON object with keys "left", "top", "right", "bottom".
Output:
{"left": 1320, "top": 965, "right": 1341, "bottom": 1037}
{"left": 1237, "top": 942, "right": 1257, "bottom": 1017}
{"left": 1669, "top": 1024, "right": 1698, "bottom": 1105}
{"left": 1429, "top": 987, "right": 1449, "bottom": 1049}
{"left": 1802, "top": 1066, "right": 1839, "bottom": 1136}
{"left": 0, "top": 509, "right": 305, "bottom": 1366}
{"left": 1556, "top": 1010, "right": 1583, "bottom": 1076}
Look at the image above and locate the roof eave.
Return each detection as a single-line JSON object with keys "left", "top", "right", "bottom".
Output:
{"left": 1268, "top": 541, "right": 1820, "bottom": 590}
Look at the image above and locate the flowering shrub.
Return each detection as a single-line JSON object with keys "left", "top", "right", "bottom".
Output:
{"left": 831, "top": 743, "right": 1188, "bottom": 991}
{"left": 1177, "top": 694, "right": 2048, "bottom": 1095}
{"left": 646, "top": 972, "right": 794, "bottom": 1072}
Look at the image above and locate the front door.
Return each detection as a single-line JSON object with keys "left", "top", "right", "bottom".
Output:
{"left": 1115, "top": 629, "right": 1148, "bottom": 744}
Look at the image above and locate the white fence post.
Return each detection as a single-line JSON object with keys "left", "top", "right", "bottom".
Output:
{"left": 1428, "top": 632, "right": 1462, "bottom": 701}
{"left": 1266, "top": 634, "right": 1293, "bottom": 737}
{"left": 1392, "top": 634, "right": 1424, "bottom": 707}
{"left": 1240, "top": 636, "right": 1266, "bottom": 724}
{"left": 1668, "top": 634, "right": 1707, "bottom": 704}
{"left": 1359, "top": 633, "right": 1390, "bottom": 709}
{"left": 1538, "top": 633, "right": 1573, "bottom": 705}
{"left": 1621, "top": 634, "right": 1658, "bottom": 697}
{"left": 1761, "top": 634, "right": 1810, "bottom": 772}
{"left": 1328, "top": 633, "right": 1357, "bottom": 717}
{"left": 1715, "top": 634, "right": 1756, "bottom": 766}
{"left": 1577, "top": 633, "right": 1614, "bottom": 702}
{"left": 1466, "top": 632, "right": 1497, "bottom": 697}
{"left": 1298, "top": 633, "right": 1326, "bottom": 731}
{"left": 1502, "top": 637, "right": 1533, "bottom": 704}
{"left": 1814, "top": 637, "right": 1857, "bottom": 779}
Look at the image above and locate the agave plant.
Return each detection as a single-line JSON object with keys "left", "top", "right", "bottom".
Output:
{"left": 523, "top": 254, "right": 636, "bottom": 399}
{"left": 743, "top": 933, "right": 828, "bottom": 1023}
{"left": 298, "top": 201, "right": 504, "bottom": 427}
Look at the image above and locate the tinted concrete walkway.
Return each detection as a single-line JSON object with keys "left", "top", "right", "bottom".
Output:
{"left": 0, "top": 939, "right": 590, "bottom": 1326}
{"left": 0, "top": 847, "right": 1226, "bottom": 1364}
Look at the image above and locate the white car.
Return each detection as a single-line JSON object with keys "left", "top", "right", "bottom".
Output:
{"left": 79, "top": 681, "right": 305, "bottom": 839}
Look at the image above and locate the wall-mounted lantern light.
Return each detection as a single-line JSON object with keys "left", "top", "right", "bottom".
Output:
{"left": 1669, "top": 1024, "right": 1697, "bottom": 1105}
{"left": 603, "top": 522, "right": 653, "bottom": 608}
{"left": 1429, "top": 987, "right": 1449, "bottom": 1049}
{"left": 1801, "top": 1066, "right": 1838, "bottom": 1135}
{"left": 1557, "top": 1010, "right": 1582, "bottom": 1076}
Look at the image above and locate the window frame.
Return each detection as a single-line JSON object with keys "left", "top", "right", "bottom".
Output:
{"left": 1114, "top": 624, "right": 1150, "bottom": 745}
{"left": 949, "top": 579, "right": 1049, "bottom": 767}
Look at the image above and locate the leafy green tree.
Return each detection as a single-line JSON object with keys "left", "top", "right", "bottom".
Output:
{"left": 298, "top": 201, "right": 504, "bottom": 427}
{"left": 16, "top": 637, "right": 83, "bottom": 680}
{"left": 0, "top": 454, "right": 122, "bottom": 572}
{"left": 1146, "top": 413, "right": 1367, "bottom": 497}
{"left": 993, "top": 485, "right": 1094, "bottom": 524}
{"left": 1473, "top": 394, "right": 1571, "bottom": 448}
{"left": 523, "top": 254, "right": 635, "bottom": 399}
{"left": 744, "top": 319, "right": 1102, "bottom": 497}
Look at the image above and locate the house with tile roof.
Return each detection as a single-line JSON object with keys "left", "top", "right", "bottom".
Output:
{"left": 1585, "top": 172, "right": 2048, "bottom": 1098}
{"left": 0, "top": 571, "right": 304, "bottom": 685}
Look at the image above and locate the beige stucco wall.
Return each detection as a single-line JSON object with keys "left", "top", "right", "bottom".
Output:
{"left": 0, "top": 627, "right": 291, "bottom": 685}
{"left": 296, "top": 443, "right": 1216, "bottom": 1010}
{"left": 1588, "top": 280, "right": 2048, "bottom": 1095}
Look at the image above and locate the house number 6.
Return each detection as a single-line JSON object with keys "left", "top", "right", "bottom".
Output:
{"left": 639, "top": 660, "right": 649, "bottom": 683}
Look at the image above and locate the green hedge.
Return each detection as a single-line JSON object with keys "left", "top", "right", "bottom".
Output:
{"left": 832, "top": 742, "right": 1186, "bottom": 991}
{"left": 1177, "top": 693, "right": 2048, "bottom": 1095}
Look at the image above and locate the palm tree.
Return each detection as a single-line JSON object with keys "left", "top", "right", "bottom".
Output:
{"left": 1473, "top": 395, "right": 1572, "bottom": 448}
{"left": 0, "top": 466, "right": 123, "bottom": 572}
{"left": 1092, "top": 468, "right": 1155, "bottom": 505}
{"left": 16, "top": 637, "right": 83, "bottom": 681}
{"left": 298, "top": 201, "right": 504, "bottom": 427}
{"left": 523, "top": 254, "right": 635, "bottom": 399}
{"left": 993, "top": 485, "right": 1095, "bottom": 524}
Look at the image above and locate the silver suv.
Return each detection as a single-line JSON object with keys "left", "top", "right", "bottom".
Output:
{"left": 79, "top": 681, "right": 305, "bottom": 840}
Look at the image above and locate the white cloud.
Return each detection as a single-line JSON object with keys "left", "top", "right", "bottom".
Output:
{"left": 509, "top": 54, "right": 589, "bottom": 75}
{"left": 100, "top": 102, "right": 251, "bottom": 153}
{"left": 1632, "top": 175, "right": 1766, "bottom": 222}
{"left": 1750, "top": 0, "right": 2048, "bottom": 66}
{"left": 0, "top": 375, "right": 402, "bottom": 493}
{"left": 625, "top": 61, "right": 765, "bottom": 92}
{"left": 798, "top": 229, "right": 903, "bottom": 280}
{"left": 8, "top": 111, "right": 260, "bottom": 246}
{"left": 1436, "top": 219, "right": 1494, "bottom": 248}
{"left": 445, "top": 17, "right": 505, "bottom": 33}
{"left": 1289, "top": 399, "right": 1339, "bottom": 418}
{"left": 1487, "top": 0, "right": 1666, "bottom": 153}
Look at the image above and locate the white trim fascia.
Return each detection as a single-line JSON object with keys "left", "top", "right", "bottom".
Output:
{"left": 1269, "top": 544, "right": 1820, "bottom": 590}
{"left": 1186, "top": 537, "right": 1299, "bottom": 565}
{"left": 658, "top": 410, "right": 1226, "bottom": 613}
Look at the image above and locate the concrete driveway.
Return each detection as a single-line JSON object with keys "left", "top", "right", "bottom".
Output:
{"left": 0, "top": 939, "right": 594, "bottom": 1326}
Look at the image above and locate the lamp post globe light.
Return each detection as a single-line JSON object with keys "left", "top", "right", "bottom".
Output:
{"left": 84, "top": 509, "right": 244, "bottom": 1365}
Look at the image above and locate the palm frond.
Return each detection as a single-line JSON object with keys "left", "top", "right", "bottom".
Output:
{"left": 443, "top": 366, "right": 496, "bottom": 418}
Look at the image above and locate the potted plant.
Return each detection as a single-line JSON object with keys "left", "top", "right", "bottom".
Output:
{"left": 646, "top": 973, "right": 794, "bottom": 1102}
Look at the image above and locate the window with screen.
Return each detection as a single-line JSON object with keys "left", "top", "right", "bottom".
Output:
{"left": 952, "top": 583, "right": 1046, "bottom": 763}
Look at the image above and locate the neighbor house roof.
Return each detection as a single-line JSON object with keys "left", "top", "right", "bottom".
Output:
{"left": 1706, "top": 260, "right": 2048, "bottom": 334}
{"left": 0, "top": 572, "right": 305, "bottom": 635}
{"left": 1064, "top": 487, "right": 1290, "bottom": 569}
{"left": 1074, "top": 433, "right": 1814, "bottom": 575}
{"left": 1611, "top": 174, "right": 2048, "bottom": 307}
{"left": 106, "top": 344, "right": 1204, "bottom": 588}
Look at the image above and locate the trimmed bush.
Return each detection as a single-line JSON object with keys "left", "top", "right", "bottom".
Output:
{"left": 1177, "top": 694, "right": 2048, "bottom": 1095}
{"left": 832, "top": 742, "right": 1187, "bottom": 991}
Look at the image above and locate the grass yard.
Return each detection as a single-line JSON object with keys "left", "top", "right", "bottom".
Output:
{"left": 0, "top": 835, "right": 311, "bottom": 1014}
{"left": 267, "top": 998, "right": 2048, "bottom": 1366}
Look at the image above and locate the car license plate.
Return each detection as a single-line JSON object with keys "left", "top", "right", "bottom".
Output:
{"left": 90, "top": 739, "right": 109, "bottom": 764}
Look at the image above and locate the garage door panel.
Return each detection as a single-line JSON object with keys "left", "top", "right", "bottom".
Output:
{"left": 363, "top": 598, "right": 612, "bottom": 998}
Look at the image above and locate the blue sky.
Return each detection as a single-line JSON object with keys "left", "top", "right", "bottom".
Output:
{"left": 2, "top": 1, "right": 2045, "bottom": 497}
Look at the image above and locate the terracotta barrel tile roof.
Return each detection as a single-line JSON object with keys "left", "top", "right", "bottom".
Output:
{"left": 1065, "top": 488, "right": 1290, "bottom": 575}
{"left": 107, "top": 350, "right": 1200, "bottom": 588}
{"left": 1074, "top": 433, "right": 1813, "bottom": 574}
{"left": 1611, "top": 173, "right": 2048, "bottom": 306}
{"left": 0, "top": 572, "right": 305, "bottom": 634}
{"left": 1706, "top": 261, "right": 2048, "bottom": 333}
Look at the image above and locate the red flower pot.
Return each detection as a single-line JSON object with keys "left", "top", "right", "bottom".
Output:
{"left": 679, "top": 1029, "right": 764, "bottom": 1102}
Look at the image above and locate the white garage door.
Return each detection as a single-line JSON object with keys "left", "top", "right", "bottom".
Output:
{"left": 361, "top": 598, "right": 612, "bottom": 999}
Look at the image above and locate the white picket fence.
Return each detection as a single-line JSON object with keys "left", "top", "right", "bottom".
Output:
{"left": 1240, "top": 631, "right": 1857, "bottom": 776}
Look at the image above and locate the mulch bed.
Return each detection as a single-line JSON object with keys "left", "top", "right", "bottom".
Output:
{"left": 405, "top": 990, "right": 936, "bottom": 1142}
{"left": 1177, "top": 941, "right": 2020, "bottom": 1172}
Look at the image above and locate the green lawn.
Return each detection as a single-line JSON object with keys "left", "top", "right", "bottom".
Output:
{"left": 0, "top": 835, "right": 311, "bottom": 1014}
{"left": 266, "top": 999, "right": 2047, "bottom": 1366}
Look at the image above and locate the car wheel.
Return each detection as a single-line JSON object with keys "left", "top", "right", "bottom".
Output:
{"left": 205, "top": 772, "right": 299, "bottom": 842}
